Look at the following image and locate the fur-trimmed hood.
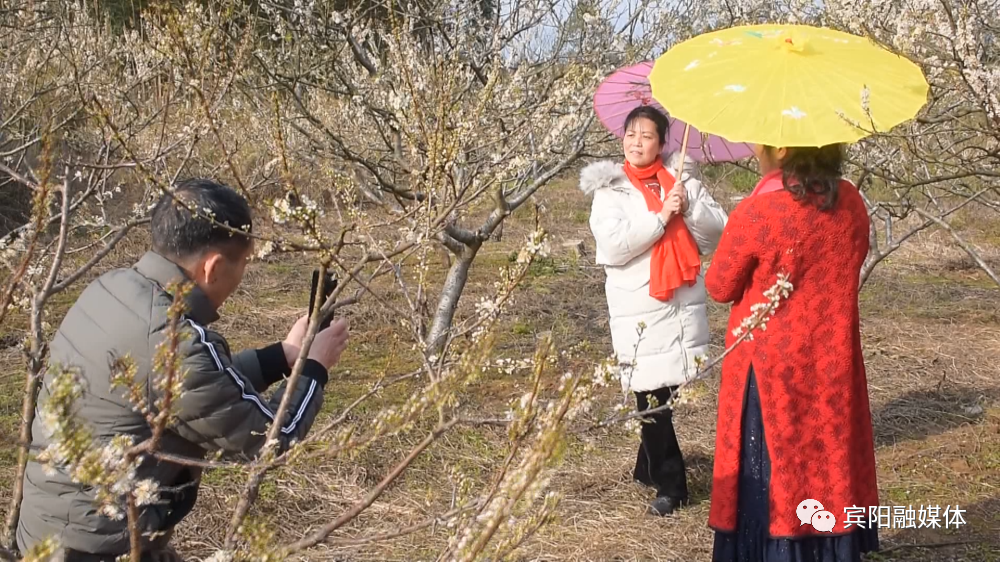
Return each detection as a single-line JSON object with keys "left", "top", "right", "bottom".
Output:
{"left": 579, "top": 151, "right": 698, "bottom": 195}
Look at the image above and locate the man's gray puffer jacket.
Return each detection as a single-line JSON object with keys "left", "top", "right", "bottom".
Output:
{"left": 17, "top": 251, "right": 329, "bottom": 556}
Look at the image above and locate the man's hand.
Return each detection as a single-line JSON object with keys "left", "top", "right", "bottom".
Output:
{"left": 281, "top": 315, "right": 349, "bottom": 370}
{"left": 308, "top": 318, "right": 349, "bottom": 370}
{"left": 282, "top": 314, "right": 310, "bottom": 368}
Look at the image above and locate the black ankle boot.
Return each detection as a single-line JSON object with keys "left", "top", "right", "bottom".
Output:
{"left": 648, "top": 495, "right": 687, "bottom": 516}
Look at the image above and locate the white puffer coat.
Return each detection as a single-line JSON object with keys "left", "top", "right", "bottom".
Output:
{"left": 581, "top": 152, "right": 728, "bottom": 393}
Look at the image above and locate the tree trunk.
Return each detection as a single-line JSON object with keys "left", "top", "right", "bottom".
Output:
{"left": 3, "top": 299, "right": 47, "bottom": 548}
{"left": 858, "top": 258, "right": 879, "bottom": 290}
{"left": 426, "top": 243, "right": 480, "bottom": 355}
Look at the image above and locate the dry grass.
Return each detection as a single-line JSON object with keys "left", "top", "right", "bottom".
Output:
{"left": 1, "top": 169, "right": 998, "bottom": 561}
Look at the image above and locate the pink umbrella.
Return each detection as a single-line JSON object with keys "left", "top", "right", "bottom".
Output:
{"left": 594, "top": 61, "right": 755, "bottom": 164}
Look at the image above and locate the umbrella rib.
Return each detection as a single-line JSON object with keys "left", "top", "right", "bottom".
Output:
{"left": 814, "top": 54, "right": 865, "bottom": 140}
{"left": 662, "top": 49, "right": 760, "bottom": 143}
{"left": 780, "top": 49, "right": 791, "bottom": 145}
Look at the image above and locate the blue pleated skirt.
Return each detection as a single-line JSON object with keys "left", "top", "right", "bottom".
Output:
{"left": 712, "top": 367, "right": 880, "bottom": 562}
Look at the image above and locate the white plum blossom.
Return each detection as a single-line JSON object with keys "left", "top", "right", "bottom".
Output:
{"left": 732, "top": 273, "right": 794, "bottom": 340}
{"left": 133, "top": 478, "right": 160, "bottom": 507}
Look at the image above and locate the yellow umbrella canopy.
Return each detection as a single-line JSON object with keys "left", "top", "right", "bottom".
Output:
{"left": 648, "top": 24, "right": 930, "bottom": 148}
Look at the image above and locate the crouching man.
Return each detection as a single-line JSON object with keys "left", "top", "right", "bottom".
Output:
{"left": 16, "top": 178, "right": 348, "bottom": 561}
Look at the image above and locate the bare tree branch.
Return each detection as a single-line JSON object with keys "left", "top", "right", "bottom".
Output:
{"left": 914, "top": 207, "right": 1000, "bottom": 286}
{"left": 282, "top": 418, "right": 460, "bottom": 555}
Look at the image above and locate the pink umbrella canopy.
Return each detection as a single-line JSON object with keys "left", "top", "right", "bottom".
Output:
{"left": 594, "top": 61, "right": 755, "bottom": 164}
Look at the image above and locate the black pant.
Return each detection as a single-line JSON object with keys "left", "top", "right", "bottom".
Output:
{"left": 59, "top": 548, "right": 174, "bottom": 562}
{"left": 59, "top": 551, "right": 163, "bottom": 562}
{"left": 633, "top": 385, "right": 688, "bottom": 500}
{"left": 57, "top": 528, "right": 177, "bottom": 562}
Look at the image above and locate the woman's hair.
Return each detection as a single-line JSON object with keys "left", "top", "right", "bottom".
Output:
{"left": 623, "top": 105, "right": 670, "bottom": 146}
{"left": 769, "top": 144, "right": 844, "bottom": 210}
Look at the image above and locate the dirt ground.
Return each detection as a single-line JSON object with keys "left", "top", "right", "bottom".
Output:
{"left": 1, "top": 167, "right": 998, "bottom": 561}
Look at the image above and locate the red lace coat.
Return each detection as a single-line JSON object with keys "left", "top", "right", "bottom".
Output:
{"left": 705, "top": 176, "right": 880, "bottom": 538}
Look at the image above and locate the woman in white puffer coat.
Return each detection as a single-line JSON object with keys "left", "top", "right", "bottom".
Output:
{"left": 581, "top": 105, "right": 728, "bottom": 516}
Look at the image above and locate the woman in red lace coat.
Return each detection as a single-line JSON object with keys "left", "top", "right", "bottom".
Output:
{"left": 705, "top": 144, "right": 881, "bottom": 562}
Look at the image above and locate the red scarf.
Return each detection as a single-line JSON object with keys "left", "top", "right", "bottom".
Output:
{"left": 623, "top": 157, "right": 701, "bottom": 301}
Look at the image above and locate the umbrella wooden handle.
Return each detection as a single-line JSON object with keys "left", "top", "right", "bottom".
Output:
{"left": 675, "top": 123, "right": 691, "bottom": 182}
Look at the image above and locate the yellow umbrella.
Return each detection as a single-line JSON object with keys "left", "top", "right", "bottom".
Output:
{"left": 648, "top": 24, "right": 929, "bottom": 150}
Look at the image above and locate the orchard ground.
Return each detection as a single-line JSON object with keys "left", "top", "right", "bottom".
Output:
{"left": 1, "top": 168, "right": 998, "bottom": 562}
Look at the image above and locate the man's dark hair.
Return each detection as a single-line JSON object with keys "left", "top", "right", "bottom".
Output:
{"left": 150, "top": 178, "right": 253, "bottom": 261}
{"left": 623, "top": 105, "right": 671, "bottom": 145}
